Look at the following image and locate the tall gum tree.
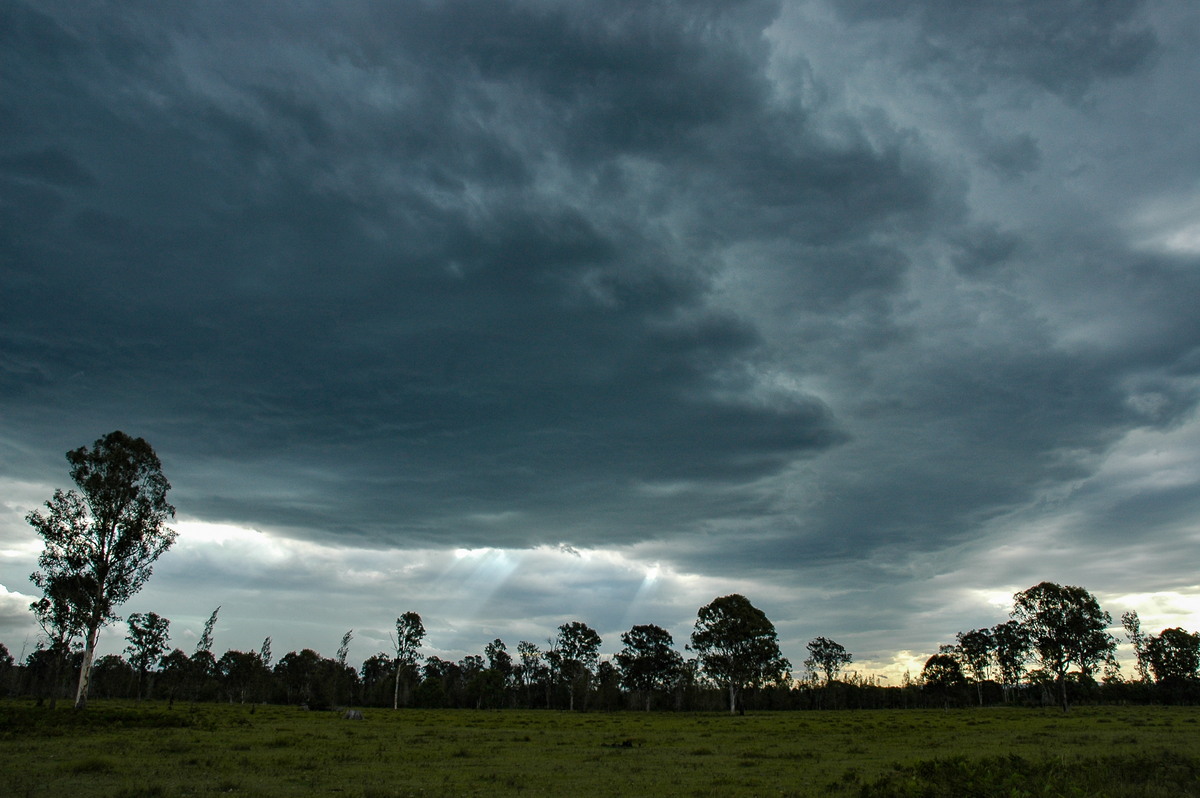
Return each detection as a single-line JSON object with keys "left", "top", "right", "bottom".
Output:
{"left": 1010, "top": 581, "right": 1116, "bottom": 712}
{"left": 392, "top": 611, "right": 425, "bottom": 709}
{"left": 26, "top": 431, "right": 176, "bottom": 709}
{"left": 691, "top": 594, "right": 790, "bottom": 715}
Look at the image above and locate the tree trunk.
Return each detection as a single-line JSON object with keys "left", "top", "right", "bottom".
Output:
{"left": 728, "top": 683, "right": 737, "bottom": 715}
{"left": 74, "top": 623, "right": 101, "bottom": 709}
{"left": 48, "top": 645, "right": 65, "bottom": 710}
{"left": 393, "top": 663, "right": 401, "bottom": 710}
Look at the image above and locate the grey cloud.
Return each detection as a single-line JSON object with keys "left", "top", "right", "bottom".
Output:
{"left": 3, "top": 0, "right": 1199, "bottom": 667}
{"left": 980, "top": 133, "right": 1041, "bottom": 178}
{"left": 834, "top": 0, "right": 1158, "bottom": 99}
{"left": 0, "top": 147, "right": 96, "bottom": 187}
{"left": 950, "top": 225, "right": 1021, "bottom": 275}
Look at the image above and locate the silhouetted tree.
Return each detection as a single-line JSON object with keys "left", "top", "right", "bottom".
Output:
{"left": 595, "top": 660, "right": 623, "bottom": 710}
{"left": 921, "top": 653, "right": 966, "bottom": 708}
{"left": 276, "top": 649, "right": 331, "bottom": 707}
{"left": 125, "top": 611, "right": 170, "bottom": 700}
{"left": 419, "top": 657, "right": 461, "bottom": 707}
{"left": 615, "top": 624, "right": 683, "bottom": 711}
{"left": 333, "top": 629, "right": 354, "bottom": 706}
{"left": 158, "top": 648, "right": 190, "bottom": 706}
{"left": 553, "top": 621, "right": 601, "bottom": 711}
{"left": 0, "top": 642, "right": 12, "bottom": 697}
{"left": 805, "top": 637, "right": 852, "bottom": 684}
{"left": 955, "top": 628, "right": 993, "bottom": 706}
{"left": 1122, "top": 611, "right": 1151, "bottom": 683}
{"left": 990, "top": 619, "right": 1030, "bottom": 701}
{"left": 481, "top": 640, "right": 513, "bottom": 708}
{"left": 360, "top": 652, "right": 394, "bottom": 705}
{"left": 1147, "top": 628, "right": 1200, "bottom": 687}
{"left": 26, "top": 431, "right": 176, "bottom": 709}
{"left": 190, "top": 606, "right": 221, "bottom": 701}
{"left": 392, "top": 612, "right": 425, "bottom": 709}
{"left": 691, "top": 594, "right": 790, "bottom": 715}
{"left": 218, "top": 650, "right": 267, "bottom": 703}
{"left": 28, "top": 572, "right": 89, "bottom": 709}
{"left": 91, "top": 654, "right": 134, "bottom": 698}
{"left": 1011, "top": 582, "right": 1116, "bottom": 712}
{"left": 515, "top": 640, "right": 545, "bottom": 707}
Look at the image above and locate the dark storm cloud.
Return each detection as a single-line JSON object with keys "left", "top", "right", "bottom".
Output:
{"left": 834, "top": 0, "right": 1158, "bottom": 99}
{"left": 5, "top": 0, "right": 1200, "bottom": 668}
{"left": 2, "top": 0, "right": 879, "bottom": 548}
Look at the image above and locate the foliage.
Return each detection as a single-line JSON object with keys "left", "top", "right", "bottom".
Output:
{"left": 392, "top": 611, "right": 425, "bottom": 709}
{"left": 1146, "top": 627, "right": 1200, "bottom": 685}
{"left": 989, "top": 619, "right": 1030, "bottom": 692}
{"left": 1011, "top": 582, "right": 1117, "bottom": 712}
{"left": 921, "top": 653, "right": 967, "bottom": 707}
{"left": 691, "top": 594, "right": 790, "bottom": 714}
{"left": 125, "top": 612, "right": 171, "bottom": 700}
{"left": 26, "top": 431, "right": 176, "bottom": 709}
{"left": 614, "top": 624, "right": 683, "bottom": 710}
{"left": 805, "top": 636, "right": 853, "bottom": 684}
{"left": 1123, "top": 610, "right": 1151, "bottom": 683}
{"left": 553, "top": 621, "right": 602, "bottom": 711}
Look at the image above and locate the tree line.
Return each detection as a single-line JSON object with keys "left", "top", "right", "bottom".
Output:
{"left": 8, "top": 432, "right": 1200, "bottom": 713}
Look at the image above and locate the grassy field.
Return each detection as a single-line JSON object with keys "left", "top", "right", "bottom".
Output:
{"left": 3, "top": 701, "right": 1200, "bottom": 797}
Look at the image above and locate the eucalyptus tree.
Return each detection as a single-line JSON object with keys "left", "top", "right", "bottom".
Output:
{"left": 1121, "top": 611, "right": 1151, "bottom": 683}
{"left": 954, "top": 628, "right": 993, "bottom": 706}
{"left": 804, "top": 637, "right": 852, "bottom": 684}
{"left": 554, "top": 621, "right": 601, "bottom": 711}
{"left": 217, "top": 649, "right": 266, "bottom": 703}
{"left": 1011, "top": 582, "right": 1116, "bottom": 712}
{"left": 28, "top": 572, "right": 89, "bottom": 708}
{"left": 484, "top": 638, "right": 513, "bottom": 682}
{"left": 921, "top": 653, "right": 967, "bottom": 708}
{"left": 333, "top": 629, "right": 354, "bottom": 706}
{"left": 125, "top": 611, "right": 171, "bottom": 700}
{"left": 190, "top": 606, "right": 221, "bottom": 700}
{"left": 989, "top": 619, "right": 1030, "bottom": 699}
{"left": 392, "top": 611, "right": 425, "bottom": 709}
{"left": 26, "top": 431, "right": 176, "bottom": 709}
{"left": 0, "top": 642, "right": 12, "bottom": 696}
{"left": 515, "top": 640, "right": 544, "bottom": 706}
{"left": 481, "top": 639, "right": 513, "bottom": 707}
{"left": 615, "top": 624, "right": 683, "bottom": 710}
{"left": 691, "top": 594, "right": 790, "bottom": 715}
{"left": 1146, "top": 627, "right": 1200, "bottom": 685}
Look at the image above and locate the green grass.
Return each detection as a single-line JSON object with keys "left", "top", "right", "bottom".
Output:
{"left": 2, "top": 702, "right": 1199, "bottom": 797}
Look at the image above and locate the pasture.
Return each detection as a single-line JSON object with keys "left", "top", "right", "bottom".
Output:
{"left": 3, "top": 702, "right": 1199, "bottom": 797}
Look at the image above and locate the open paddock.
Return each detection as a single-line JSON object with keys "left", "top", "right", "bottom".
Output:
{"left": 3, "top": 702, "right": 1199, "bottom": 797}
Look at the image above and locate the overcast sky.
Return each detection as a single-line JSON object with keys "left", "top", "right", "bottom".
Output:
{"left": 3, "top": 0, "right": 1199, "bottom": 678}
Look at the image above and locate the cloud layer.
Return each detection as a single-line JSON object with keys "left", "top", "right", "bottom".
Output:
{"left": 2, "top": 0, "right": 1199, "bottom": 670}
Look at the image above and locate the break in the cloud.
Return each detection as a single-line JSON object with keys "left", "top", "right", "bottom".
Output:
{"left": 2, "top": 0, "right": 1198, "bottom": 673}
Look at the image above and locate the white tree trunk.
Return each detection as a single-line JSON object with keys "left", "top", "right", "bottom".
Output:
{"left": 75, "top": 624, "right": 101, "bottom": 709}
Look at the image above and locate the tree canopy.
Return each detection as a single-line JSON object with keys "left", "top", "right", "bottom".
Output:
{"left": 691, "top": 594, "right": 790, "bottom": 715}
{"left": 1011, "top": 582, "right": 1116, "bottom": 712}
{"left": 615, "top": 624, "right": 683, "bottom": 711}
{"left": 26, "top": 431, "right": 176, "bottom": 709}
{"left": 805, "top": 636, "right": 853, "bottom": 684}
